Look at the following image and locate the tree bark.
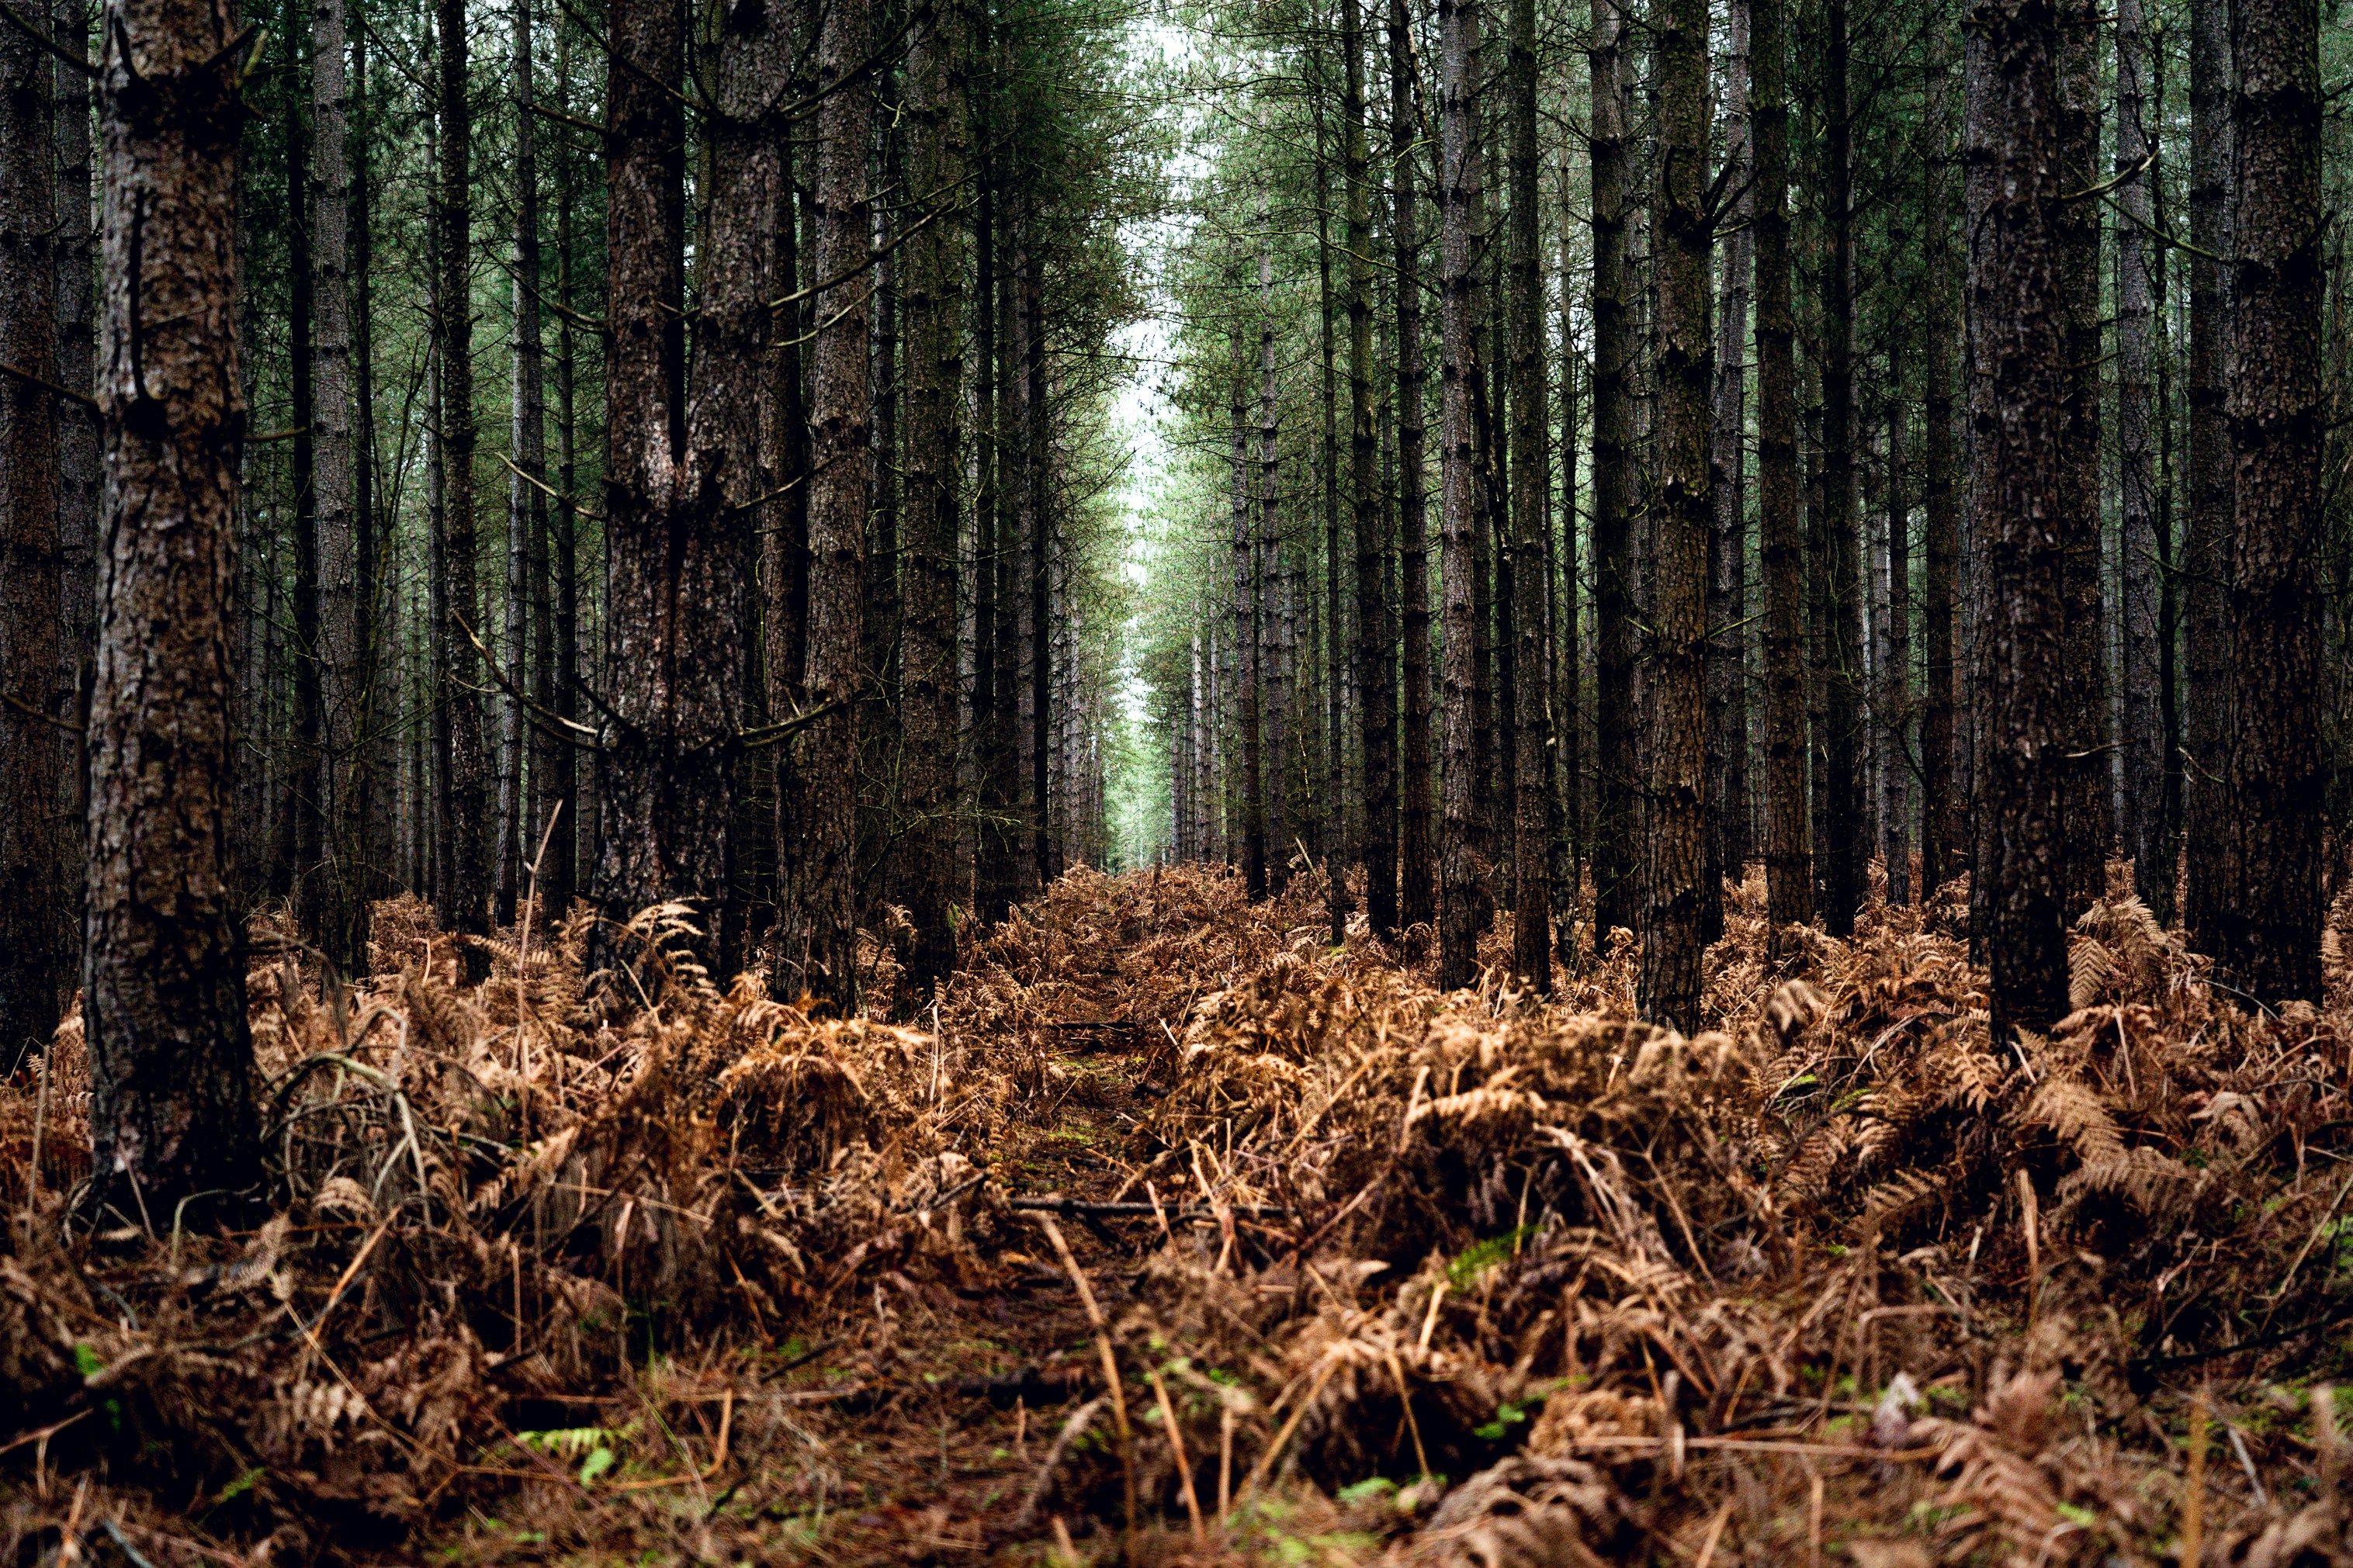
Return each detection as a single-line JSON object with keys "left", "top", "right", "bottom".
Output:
{"left": 2, "top": 0, "right": 68, "bottom": 1056}
{"left": 778, "top": 0, "right": 871, "bottom": 1005}
{"left": 900, "top": 0, "right": 965, "bottom": 998}
{"left": 1589, "top": 0, "right": 1636, "bottom": 944}
{"left": 1965, "top": 0, "right": 2073, "bottom": 1036}
{"left": 1504, "top": 0, "right": 1550, "bottom": 988}
{"left": 1436, "top": 0, "right": 1485, "bottom": 988}
{"left": 1641, "top": 0, "right": 1710, "bottom": 1027}
{"left": 1343, "top": 0, "right": 1394, "bottom": 936}
{"left": 2056, "top": 0, "right": 2109, "bottom": 915}
{"left": 2182, "top": 0, "right": 2232, "bottom": 945}
{"left": 85, "top": 0, "right": 262, "bottom": 1206}
{"left": 2116, "top": 0, "right": 2165, "bottom": 915}
{"left": 1231, "top": 328, "right": 1266, "bottom": 898}
{"left": 1391, "top": 0, "right": 1433, "bottom": 936}
{"left": 494, "top": 0, "right": 545, "bottom": 931}
{"left": 2219, "top": 0, "right": 2322, "bottom": 1001}
{"left": 1707, "top": 0, "right": 1752, "bottom": 926}
{"left": 309, "top": 0, "right": 366, "bottom": 969}
{"left": 55, "top": 0, "right": 98, "bottom": 922}
{"left": 1754, "top": 0, "right": 1807, "bottom": 936}
{"left": 437, "top": 0, "right": 488, "bottom": 942}
{"left": 1816, "top": 0, "right": 1863, "bottom": 936}
{"left": 1918, "top": 22, "right": 1962, "bottom": 900}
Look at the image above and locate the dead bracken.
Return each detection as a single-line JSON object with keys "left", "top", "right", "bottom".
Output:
{"left": 6, "top": 862, "right": 2353, "bottom": 1564}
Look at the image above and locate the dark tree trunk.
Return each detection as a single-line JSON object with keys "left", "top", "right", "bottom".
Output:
{"left": 2116, "top": 0, "right": 2166, "bottom": 915}
{"left": 1345, "top": 0, "right": 1395, "bottom": 935}
{"left": 1436, "top": 0, "right": 1485, "bottom": 988}
{"left": 286, "top": 14, "right": 321, "bottom": 933}
{"left": 1505, "top": 0, "right": 1550, "bottom": 988}
{"left": 2182, "top": 0, "right": 2232, "bottom": 944}
{"left": 1555, "top": 152, "right": 1584, "bottom": 965}
{"left": 778, "top": 0, "right": 871, "bottom": 1005}
{"left": 1755, "top": 0, "right": 1807, "bottom": 935}
{"left": 1260, "top": 230, "right": 1288, "bottom": 884}
{"left": 545, "top": 17, "right": 578, "bottom": 909}
{"left": 1918, "top": 23, "right": 1963, "bottom": 900}
{"left": 2, "top": 0, "right": 68, "bottom": 1055}
{"left": 310, "top": 0, "right": 365, "bottom": 969}
{"left": 1392, "top": 0, "right": 1433, "bottom": 935}
{"left": 2219, "top": 0, "right": 2323, "bottom": 1001}
{"left": 1707, "top": 0, "right": 1752, "bottom": 928}
{"left": 1817, "top": 0, "right": 1863, "bottom": 936}
{"left": 1589, "top": 0, "right": 1636, "bottom": 943}
{"left": 899, "top": 0, "right": 963, "bottom": 998}
{"left": 497, "top": 0, "right": 546, "bottom": 932}
{"left": 1965, "top": 0, "right": 2073, "bottom": 1035}
{"left": 437, "top": 0, "right": 488, "bottom": 941}
{"left": 1023, "top": 236, "right": 1050, "bottom": 888}
{"left": 1315, "top": 56, "right": 1348, "bottom": 941}
{"left": 1641, "top": 0, "right": 1709, "bottom": 1027}
{"left": 85, "top": 0, "right": 262, "bottom": 1206}
{"left": 2056, "top": 0, "right": 2110, "bottom": 914}
{"left": 55, "top": 0, "right": 98, "bottom": 935}
{"left": 1232, "top": 329, "right": 1266, "bottom": 898}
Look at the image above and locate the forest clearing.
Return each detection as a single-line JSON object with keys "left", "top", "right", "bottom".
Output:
{"left": 9, "top": 862, "right": 2353, "bottom": 1566}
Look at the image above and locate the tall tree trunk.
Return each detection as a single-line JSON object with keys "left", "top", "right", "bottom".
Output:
{"left": 1436, "top": 0, "right": 1485, "bottom": 988}
{"left": 504, "top": 0, "right": 548, "bottom": 926}
{"left": 55, "top": 0, "right": 98, "bottom": 924}
{"left": 1641, "top": 0, "right": 1710, "bottom": 1026}
{"left": 777, "top": 0, "right": 870, "bottom": 1002}
{"left": 2116, "top": 0, "right": 2165, "bottom": 914}
{"left": 2182, "top": 0, "right": 2232, "bottom": 944}
{"left": 1315, "top": 61, "right": 1348, "bottom": 941}
{"left": 2220, "top": 0, "right": 2322, "bottom": 1001}
{"left": 286, "top": 15, "right": 321, "bottom": 931}
{"left": 1504, "top": 0, "right": 1550, "bottom": 988}
{"left": 2, "top": 0, "right": 68, "bottom": 1057}
{"left": 1344, "top": 0, "right": 1395, "bottom": 936}
{"left": 85, "top": 0, "right": 262, "bottom": 1206}
{"left": 311, "top": 0, "right": 363, "bottom": 968}
{"left": 1260, "top": 227, "right": 1288, "bottom": 886}
{"left": 1589, "top": 0, "right": 1636, "bottom": 943}
{"left": 1555, "top": 150, "right": 1584, "bottom": 964}
{"left": 1232, "top": 328, "right": 1266, "bottom": 898}
{"left": 2056, "top": 0, "right": 2109, "bottom": 914}
{"left": 1817, "top": 0, "right": 1863, "bottom": 936}
{"left": 899, "top": 0, "right": 965, "bottom": 998}
{"left": 546, "top": 16, "right": 578, "bottom": 909}
{"left": 1023, "top": 236, "right": 1051, "bottom": 887}
{"left": 863, "top": 105, "right": 901, "bottom": 915}
{"left": 1965, "top": 0, "right": 2073, "bottom": 1035}
{"left": 1708, "top": 0, "right": 1753, "bottom": 926}
{"left": 438, "top": 0, "right": 488, "bottom": 942}
{"left": 1755, "top": 0, "right": 1808, "bottom": 934}
{"left": 1393, "top": 0, "right": 1434, "bottom": 933}
{"left": 1918, "top": 22, "right": 1962, "bottom": 900}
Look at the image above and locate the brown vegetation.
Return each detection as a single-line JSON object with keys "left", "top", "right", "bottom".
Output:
{"left": 8, "top": 867, "right": 2353, "bottom": 1563}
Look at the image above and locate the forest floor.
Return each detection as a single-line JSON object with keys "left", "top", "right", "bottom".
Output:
{"left": 8, "top": 865, "right": 2353, "bottom": 1565}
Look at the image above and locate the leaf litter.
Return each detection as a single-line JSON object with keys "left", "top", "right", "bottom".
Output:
{"left": 6, "top": 862, "right": 2353, "bottom": 1563}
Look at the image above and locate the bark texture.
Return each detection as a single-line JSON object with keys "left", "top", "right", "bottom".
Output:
{"left": 899, "top": 0, "right": 965, "bottom": 999}
{"left": 2219, "top": 0, "right": 2322, "bottom": 1001}
{"left": 1436, "top": 0, "right": 1485, "bottom": 988}
{"left": 2, "top": 0, "right": 66, "bottom": 1054}
{"left": 1641, "top": 0, "right": 1710, "bottom": 1028}
{"left": 1753, "top": 0, "right": 1811, "bottom": 934}
{"left": 85, "top": 0, "right": 262, "bottom": 1205}
{"left": 1965, "top": 0, "right": 2072, "bottom": 1035}
{"left": 778, "top": 0, "right": 870, "bottom": 1006}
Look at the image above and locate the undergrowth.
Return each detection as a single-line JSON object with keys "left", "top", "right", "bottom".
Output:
{"left": 5, "top": 863, "right": 2353, "bottom": 1565}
